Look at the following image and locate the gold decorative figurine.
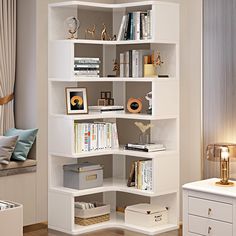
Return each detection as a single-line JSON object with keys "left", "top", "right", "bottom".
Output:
{"left": 85, "top": 24, "right": 96, "bottom": 39}
{"left": 101, "top": 23, "right": 111, "bottom": 40}
{"left": 113, "top": 59, "right": 119, "bottom": 76}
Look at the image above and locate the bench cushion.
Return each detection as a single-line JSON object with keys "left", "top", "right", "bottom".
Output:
{"left": 0, "top": 159, "right": 37, "bottom": 177}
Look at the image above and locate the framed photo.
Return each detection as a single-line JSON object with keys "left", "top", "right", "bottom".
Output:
{"left": 66, "top": 87, "right": 88, "bottom": 114}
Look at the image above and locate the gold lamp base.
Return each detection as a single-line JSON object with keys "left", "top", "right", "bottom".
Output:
{"left": 215, "top": 181, "right": 234, "bottom": 187}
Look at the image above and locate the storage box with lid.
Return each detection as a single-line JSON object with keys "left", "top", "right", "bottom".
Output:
{"left": 63, "top": 163, "right": 103, "bottom": 190}
{"left": 125, "top": 203, "right": 168, "bottom": 227}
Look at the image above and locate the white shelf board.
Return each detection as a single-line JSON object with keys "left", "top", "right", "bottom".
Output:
{"left": 49, "top": 77, "right": 176, "bottom": 82}
{"left": 50, "top": 39, "right": 178, "bottom": 45}
{"left": 49, "top": 211, "right": 178, "bottom": 235}
{"left": 49, "top": 1, "right": 156, "bottom": 9}
{"left": 50, "top": 112, "right": 177, "bottom": 121}
{"left": 49, "top": 148, "right": 177, "bottom": 159}
{"left": 49, "top": 178, "right": 177, "bottom": 197}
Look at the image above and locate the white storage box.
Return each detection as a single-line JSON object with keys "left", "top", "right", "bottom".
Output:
{"left": 125, "top": 203, "right": 168, "bottom": 227}
{"left": 0, "top": 201, "right": 23, "bottom": 236}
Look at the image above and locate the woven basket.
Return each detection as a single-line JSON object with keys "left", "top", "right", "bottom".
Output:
{"left": 75, "top": 214, "right": 110, "bottom": 226}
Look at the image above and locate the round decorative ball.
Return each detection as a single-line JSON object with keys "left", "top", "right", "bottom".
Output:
{"left": 127, "top": 98, "right": 142, "bottom": 113}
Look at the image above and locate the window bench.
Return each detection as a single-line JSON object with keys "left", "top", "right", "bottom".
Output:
{"left": 0, "top": 144, "right": 37, "bottom": 225}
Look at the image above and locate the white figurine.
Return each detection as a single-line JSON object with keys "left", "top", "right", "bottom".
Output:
{"left": 145, "top": 91, "right": 152, "bottom": 114}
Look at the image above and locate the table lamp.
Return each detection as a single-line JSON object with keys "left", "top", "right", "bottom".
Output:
{"left": 206, "top": 143, "right": 236, "bottom": 186}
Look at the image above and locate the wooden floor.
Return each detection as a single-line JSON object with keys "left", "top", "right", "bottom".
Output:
{"left": 23, "top": 225, "right": 181, "bottom": 236}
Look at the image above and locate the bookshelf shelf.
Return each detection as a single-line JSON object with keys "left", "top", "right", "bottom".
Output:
{"left": 49, "top": 39, "right": 178, "bottom": 45}
{"left": 50, "top": 178, "right": 158, "bottom": 197}
{"left": 49, "top": 211, "right": 178, "bottom": 235}
{"left": 49, "top": 113, "right": 177, "bottom": 121}
{"left": 48, "top": 1, "right": 179, "bottom": 235}
{"left": 49, "top": 77, "right": 177, "bottom": 82}
{"left": 50, "top": 149, "right": 178, "bottom": 159}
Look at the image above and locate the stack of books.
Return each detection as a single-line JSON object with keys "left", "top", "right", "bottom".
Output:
{"left": 0, "top": 201, "right": 16, "bottom": 210}
{"left": 117, "top": 10, "right": 152, "bottom": 41}
{"left": 89, "top": 105, "right": 124, "bottom": 113}
{"left": 125, "top": 143, "right": 166, "bottom": 152}
{"left": 120, "top": 50, "right": 151, "bottom": 77}
{"left": 127, "top": 160, "right": 152, "bottom": 191}
{"left": 74, "top": 122, "right": 119, "bottom": 153}
{"left": 74, "top": 57, "right": 100, "bottom": 77}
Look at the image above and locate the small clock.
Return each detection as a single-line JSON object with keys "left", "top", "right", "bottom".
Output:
{"left": 127, "top": 98, "right": 142, "bottom": 113}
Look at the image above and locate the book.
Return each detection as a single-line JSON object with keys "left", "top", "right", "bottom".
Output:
{"left": 133, "top": 11, "right": 141, "bottom": 40}
{"left": 125, "top": 51, "right": 129, "bottom": 77}
{"left": 127, "top": 162, "right": 135, "bottom": 187}
{"left": 120, "top": 53, "right": 125, "bottom": 77}
{"left": 89, "top": 105, "right": 124, "bottom": 112}
{"left": 127, "top": 160, "right": 153, "bottom": 191}
{"left": 117, "top": 15, "right": 128, "bottom": 41}
{"left": 125, "top": 143, "right": 166, "bottom": 152}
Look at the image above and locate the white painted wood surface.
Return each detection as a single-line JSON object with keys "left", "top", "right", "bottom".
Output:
{"left": 48, "top": 1, "right": 179, "bottom": 234}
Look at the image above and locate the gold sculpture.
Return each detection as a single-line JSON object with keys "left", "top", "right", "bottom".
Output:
{"left": 134, "top": 122, "right": 153, "bottom": 134}
{"left": 85, "top": 24, "right": 96, "bottom": 39}
{"left": 101, "top": 23, "right": 111, "bottom": 40}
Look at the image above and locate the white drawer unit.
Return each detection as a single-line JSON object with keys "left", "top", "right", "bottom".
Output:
{"left": 188, "top": 196, "right": 233, "bottom": 223}
{"left": 189, "top": 215, "right": 232, "bottom": 236}
{"left": 183, "top": 178, "right": 236, "bottom": 236}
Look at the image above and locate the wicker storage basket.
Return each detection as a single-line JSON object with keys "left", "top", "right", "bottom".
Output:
{"left": 75, "top": 203, "right": 110, "bottom": 226}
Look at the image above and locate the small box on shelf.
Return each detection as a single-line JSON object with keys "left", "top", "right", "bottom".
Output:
{"left": 63, "top": 163, "right": 103, "bottom": 190}
{"left": 75, "top": 202, "right": 110, "bottom": 226}
{"left": 125, "top": 203, "right": 168, "bottom": 227}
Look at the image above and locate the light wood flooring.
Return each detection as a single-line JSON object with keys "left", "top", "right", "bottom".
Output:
{"left": 23, "top": 225, "right": 181, "bottom": 236}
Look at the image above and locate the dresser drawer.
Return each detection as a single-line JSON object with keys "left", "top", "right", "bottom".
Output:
{"left": 189, "top": 215, "right": 232, "bottom": 236}
{"left": 189, "top": 196, "right": 233, "bottom": 223}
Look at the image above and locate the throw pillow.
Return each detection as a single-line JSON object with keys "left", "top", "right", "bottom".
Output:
{"left": 0, "top": 136, "right": 19, "bottom": 164}
{"left": 4, "top": 128, "right": 38, "bottom": 161}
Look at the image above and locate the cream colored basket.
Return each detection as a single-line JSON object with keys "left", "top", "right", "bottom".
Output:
{"left": 75, "top": 203, "right": 110, "bottom": 226}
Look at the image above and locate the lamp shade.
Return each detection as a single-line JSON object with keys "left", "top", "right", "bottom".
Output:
{"left": 206, "top": 143, "right": 236, "bottom": 161}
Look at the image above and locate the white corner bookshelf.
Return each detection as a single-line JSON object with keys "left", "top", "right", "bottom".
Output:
{"left": 48, "top": 1, "right": 179, "bottom": 235}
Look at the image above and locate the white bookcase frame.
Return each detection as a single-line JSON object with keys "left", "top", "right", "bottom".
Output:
{"left": 48, "top": 1, "right": 179, "bottom": 235}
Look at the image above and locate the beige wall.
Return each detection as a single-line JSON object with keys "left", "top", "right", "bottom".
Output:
{"left": 16, "top": 0, "right": 202, "bottom": 223}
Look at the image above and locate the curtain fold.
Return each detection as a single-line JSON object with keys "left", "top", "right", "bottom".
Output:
{"left": 0, "top": 0, "right": 16, "bottom": 135}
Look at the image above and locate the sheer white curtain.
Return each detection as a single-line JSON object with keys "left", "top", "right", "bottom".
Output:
{"left": 0, "top": 0, "right": 16, "bottom": 135}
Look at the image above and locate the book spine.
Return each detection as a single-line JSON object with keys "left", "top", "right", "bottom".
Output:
{"left": 81, "top": 124, "right": 85, "bottom": 152}
{"left": 135, "top": 161, "right": 138, "bottom": 188}
{"left": 125, "top": 13, "right": 131, "bottom": 40}
{"left": 125, "top": 51, "right": 129, "bottom": 77}
{"left": 74, "top": 123, "right": 78, "bottom": 153}
{"left": 137, "top": 161, "right": 142, "bottom": 189}
{"left": 77, "top": 124, "right": 83, "bottom": 153}
{"left": 144, "top": 15, "right": 148, "bottom": 40}
{"left": 117, "top": 15, "right": 127, "bottom": 41}
{"left": 147, "top": 10, "right": 152, "bottom": 39}
{"left": 134, "top": 12, "right": 141, "bottom": 40}
{"left": 120, "top": 53, "right": 124, "bottom": 77}
{"left": 130, "top": 13, "right": 134, "bottom": 40}
{"left": 94, "top": 124, "right": 98, "bottom": 150}
{"left": 129, "top": 50, "right": 132, "bottom": 77}
{"left": 112, "top": 123, "right": 119, "bottom": 149}
{"left": 146, "top": 160, "right": 152, "bottom": 191}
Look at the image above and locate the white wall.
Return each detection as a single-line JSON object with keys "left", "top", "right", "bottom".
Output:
{"left": 16, "top": 0, "right": 202, "bottom": 223}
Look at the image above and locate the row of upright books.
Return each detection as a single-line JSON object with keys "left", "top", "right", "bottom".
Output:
{"left": 74, "top": 57, "right": 100, "bottom": 77}
{"left": 120, "top": 49, "right": 151, "bottom": 77}
{"left": 117, "top": 10, "right": 152, "bottom": 41}
{"left": 74, "top": 122, "right": 119, "bottom": 153}
{"left": 127, "top": 160, "right": 152, "bottom": 191}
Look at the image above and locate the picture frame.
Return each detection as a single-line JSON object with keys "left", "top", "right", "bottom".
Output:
{"left": 66, "top": 87, "right": 88, "bottom": 114}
